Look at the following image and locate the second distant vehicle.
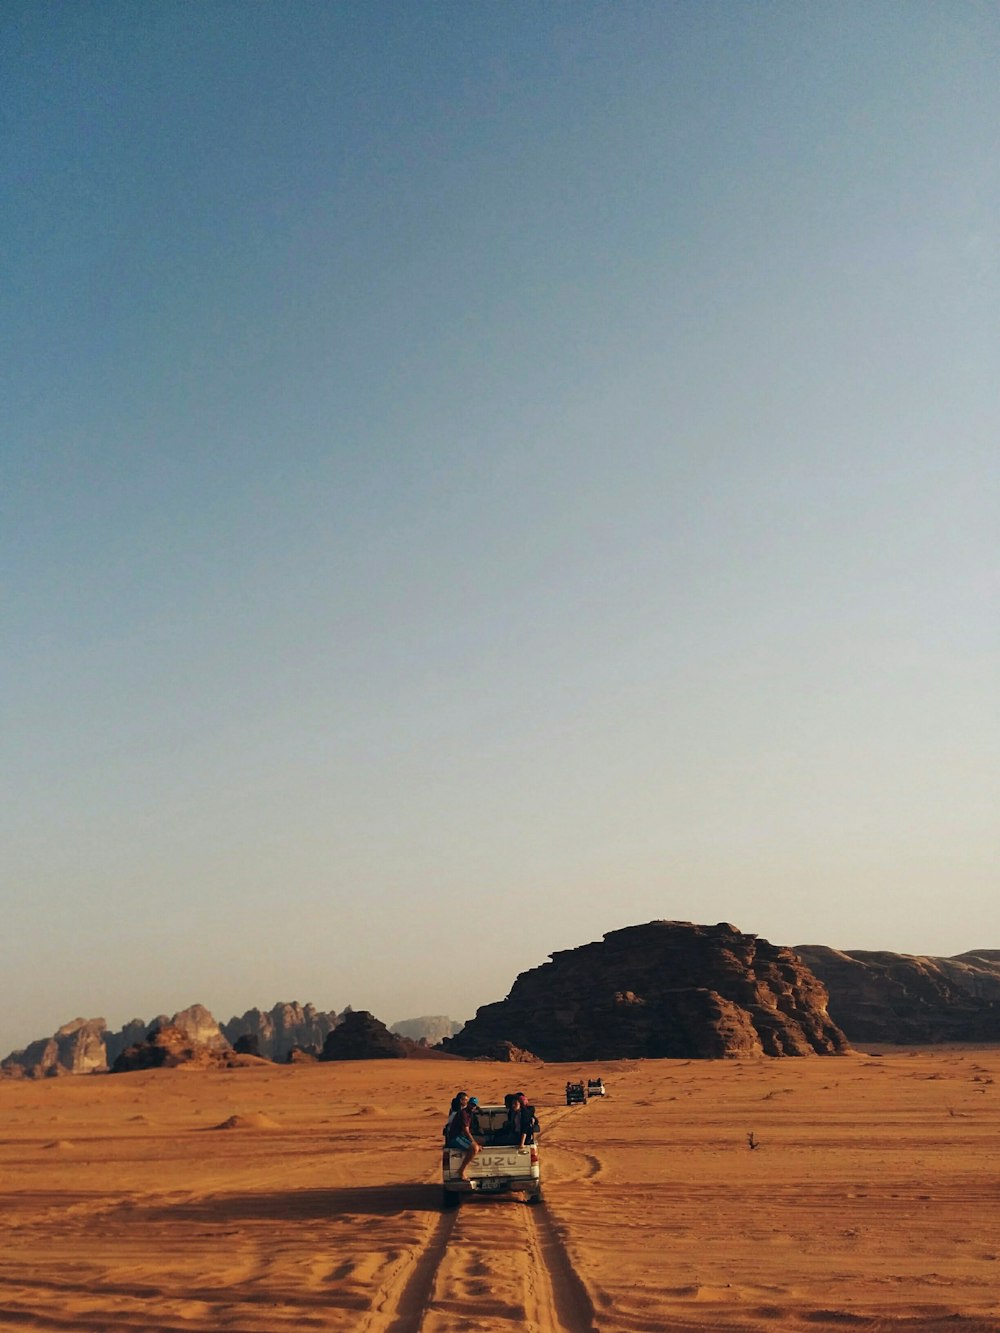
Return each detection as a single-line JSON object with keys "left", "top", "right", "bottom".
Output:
{"left": 587, "top": 1077, "right": 606, "bottom": 1097}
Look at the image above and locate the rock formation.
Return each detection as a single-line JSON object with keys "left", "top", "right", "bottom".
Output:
{"left": 471, "top": 1040, "right": 540, "bottom": 1062}
{"left": 321, "top": 1010, "right": 407, "bottom": 1060}
{"left": 110, "top": 1023, "right": 234, "bottom": 1073}
{"left": 286, "top": 1045, "right": 320, "bottom": 1063}
{"left": 3, "top": 1002, "right": 344, "bottom": 1075}
{"left": 2, "top": 1018, "right": 109, "bottom": 1078}
{"left": 794, "top": 946, "right": 1000, "bottom": 1043}
{"left": 168, "top": 1004, "right": 230, "bottom": 1050}
{"left": 221, "top": 1002, "right": 339, "bottom": 1062}
{"left": 104, "top": 1019, "right": 148, "bottom": 1067}
{"left": 390, "top": 1015, "right": 464, "bottom": 1045}
{"left": 103, "top": 1005, "right": 230, "bottom": 1072}
{"left": 20, "top": 934, "right": 1000, "bottom": 1070}
{"left": 443, "top": 921, "right": 850, "bottom": 1061}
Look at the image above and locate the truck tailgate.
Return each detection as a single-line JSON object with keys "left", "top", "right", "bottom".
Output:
{"left": 452, "top": 1147, "right": 533, "bottom": 1177}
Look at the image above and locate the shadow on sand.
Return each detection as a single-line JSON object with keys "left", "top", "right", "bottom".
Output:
{"left": 138, "top": 1182, "right": 441, "bottom": 1223}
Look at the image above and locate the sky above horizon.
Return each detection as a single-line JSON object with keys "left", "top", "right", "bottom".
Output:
{"left": 2, "top": 2, "right": 998, "bottom": 1057}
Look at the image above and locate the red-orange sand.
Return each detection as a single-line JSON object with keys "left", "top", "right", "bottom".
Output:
{"left": 1, "top": 1047, "right": 998, "bottom": 1331}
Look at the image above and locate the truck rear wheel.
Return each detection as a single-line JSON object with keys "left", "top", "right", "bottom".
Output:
{"left": 527, "top": 1187, "right": 543, "bottom": 1205}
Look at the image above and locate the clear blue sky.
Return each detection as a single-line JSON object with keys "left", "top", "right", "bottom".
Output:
{"left": 2, "top": 2, "right": 997, "bottom": 1057}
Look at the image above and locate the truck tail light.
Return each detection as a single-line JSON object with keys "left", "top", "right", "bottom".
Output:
{"left": 442, "top": 1150, "right": 450, "bottom": 1168}
{"left": 530, "top": 1147, "right": 538, "bottom": 1164}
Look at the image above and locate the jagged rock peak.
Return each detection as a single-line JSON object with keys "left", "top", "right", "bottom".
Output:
{"left": 221, "top": 1001, "right": 340, "bottom": 1062}
{"left": 4, "top": 1002, "right": 349, "bottom": 1076}
{"left": 168, "top": 1004, "right": 229, "bottom": 1051}
{"left": 1, "top": 1017, "right": 109, "bottom": 1078}
{"left": 443, "top": 920, "right": 849, "bottom": 1061}
{"left": 111, "top": 1024, "right": 235, "bottom": 1073}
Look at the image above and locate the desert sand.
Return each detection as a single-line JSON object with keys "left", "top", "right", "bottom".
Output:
{"left": 1, "top": 1047, "right": 998, "bottom": 1332}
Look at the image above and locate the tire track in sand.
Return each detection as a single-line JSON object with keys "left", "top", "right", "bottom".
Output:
{"left": 368, "top": 1196, "right": 598, "bottom": 1333}
{"left": 360, "top": 1098, "right": 610, "bottom": 1331}
{"left": 523, "top": 1196, "right": 600, "bottom": 1333}
{"left": 353, "top": 1177, "right": 459, "bottom": 1333}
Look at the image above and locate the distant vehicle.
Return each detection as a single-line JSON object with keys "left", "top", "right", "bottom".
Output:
{"left": 442, "top": 1103, "right": 541, "bottom": 1207}
{"left": 565, "top": 1080, "right": 587, "bottom": 1105}
{"left": 587, "top": 1077, "right": 606, "bottom": 1097}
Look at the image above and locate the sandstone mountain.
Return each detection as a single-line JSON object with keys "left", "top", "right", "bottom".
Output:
{"left": 111, "top": 1023, "right": 248, "bottom": 1073}
{"left": 221, "top": 1002, "right": 340, "bottom": 1062}
{"left": 8, "top": 930, "right": 999, "bottom": 1073}
{"left": 321, "top": 1010, "right": 407, "bottom": 1060}
{"left": 0, "top": 1017, "right": 110, "bottom": 1078}
{"left": 390, "top": 1015, "right": 464, "bottom": 1045}
{"left": 162, "top": 1004, "right": 229, "bottom": 1051}
{"left": 3, "top": 1002, "right": 343, "bottom": 1077}
{"left": 443, "top": 921, "right": 850, "bottom": 1061}
{"left": 794, "top": 946, "right": 1000, "bottom": 1043}
{"left": 104, "top": 1019, "right": 150, "bottom": 1067}
{"left": 2, "top": 1007, "right": 226, "bottom": 1078}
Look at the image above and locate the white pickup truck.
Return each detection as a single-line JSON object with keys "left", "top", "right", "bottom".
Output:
{"left": 441, "top": 1103, "right": 541, "bottom": 1207}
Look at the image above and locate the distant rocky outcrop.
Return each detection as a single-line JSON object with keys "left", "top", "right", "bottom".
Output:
{"left": 443, "top": 921, "right": 850, "bottom": 1061}
{"left": 794, "top": 946, "right": 1000, "bottom": 1043}
{"left": 287, "top": 1045, "right": 320, "bottom": 1064}
{"left": 3, "top": 1001, "right": 346, "bottom": 1076}
{"left": 104, "top": 1004, "right": 230, "bottom": 1071}
{"left": 167, "top": 1004, "right": 229, "bottom": 1050}
{"left": 222, "top": 1002, "right": 340, "bottom": 1062}
{"left": 2, "top": 1017, "right": 109, "bottom": 1078}
{"left": 105, "top": 1019, "right": 148, "bottom": 1067}
{"left": 321, "top": 1010, "right": 407, "bottom": 1060}
{"left": 471, "top": 1040, "right": 540, "bottom": 1062}
{"left": 390, "top": 1015, "right": 464, "bottom": 1045}
{"left": 111, "top": 1023, "right": 235, "bottom": 1073}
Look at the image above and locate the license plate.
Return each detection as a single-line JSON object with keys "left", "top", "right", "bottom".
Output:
{"left": 479, "top": 1178, "right": 503, "bottom": 1191}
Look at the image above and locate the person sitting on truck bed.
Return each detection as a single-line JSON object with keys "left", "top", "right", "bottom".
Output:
{"left": 446, "top": 1092, "right": 481, "bottom": 1180}
{"left": 509, "top": 1092, "right": 539, "bottom": 1148}
{"left": 498, "top": 1092, "right": 517, "bottom": 1144}
{"left": 443, "top": 1091, "right": 467, "bottom": 1142}
{"left": 500, "top": 1092, "right": 521, "bottom": 1144}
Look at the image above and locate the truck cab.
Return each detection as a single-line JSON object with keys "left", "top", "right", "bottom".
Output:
{"left": 442, "top": 1103, "right": 541, "bottom": 1207}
